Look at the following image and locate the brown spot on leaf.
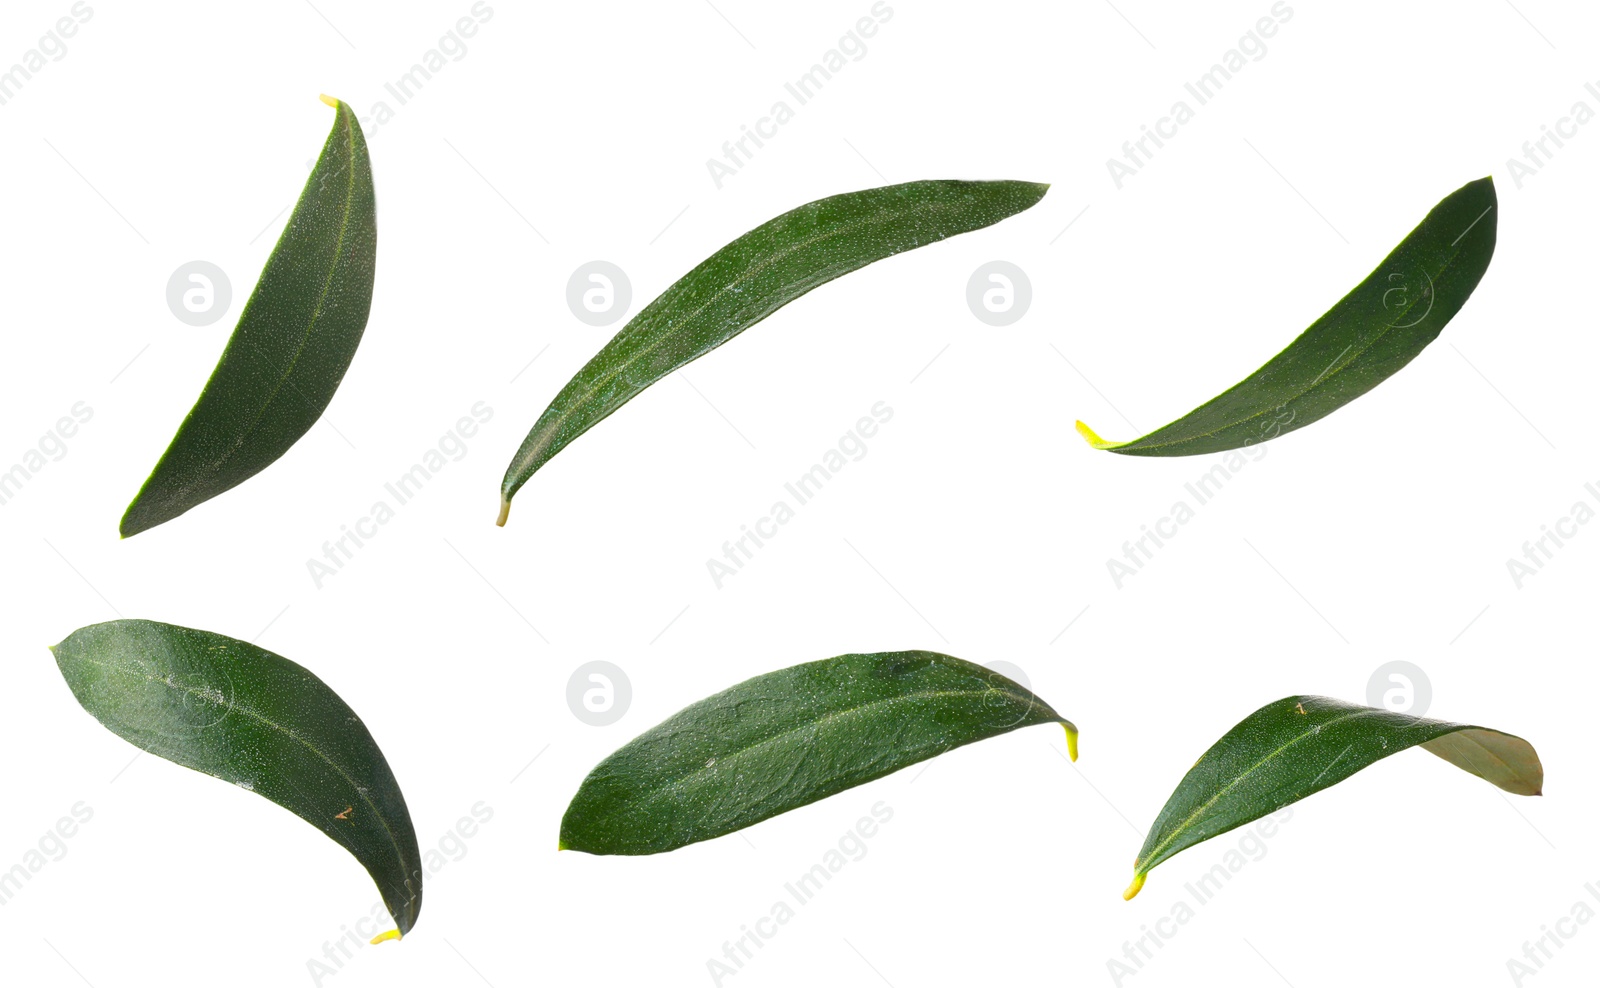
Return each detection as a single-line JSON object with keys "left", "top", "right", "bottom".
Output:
{"left": 335, "top": 806, "right": 353, "bottom": 820}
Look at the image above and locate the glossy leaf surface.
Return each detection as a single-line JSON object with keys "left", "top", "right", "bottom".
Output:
{"left": 122, "top": 96, "right": 377, "bottom": 536}
{"left": 499, "top": 179, "right": 1048, "bottom": 524}
{"left": 560, "top": 650, "right": 1075, "bottom": 855}
{"left": 1126, "top": 694, "right": 1541, "bottom": 898}
{"left": 1078, "top": 177, "right": 1496, "bottom": 456}
{"left": 52, "top": 619, "right": 421, "bottom": 937}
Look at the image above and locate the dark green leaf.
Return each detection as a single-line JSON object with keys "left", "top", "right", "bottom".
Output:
{"left": 1078, "top": 177, "right": 1496, "bottom": 456}
{"left": 121, "top": 95, "right": 377, "bottom": 537}
{"left": 51, "top": 619, "right": 421, "bottom": 939}
{"left": 498, "top": 179, "right": 1049, "bottom": 525}
{"left": 1125, "top": 694, "right": 1541, "bottom": 899}
{"left": 559, "top": 650, "right": 1075, "bottom": 855}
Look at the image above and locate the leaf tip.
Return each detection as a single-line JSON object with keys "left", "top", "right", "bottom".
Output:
{"left": 369, "top": 928, "right": 401, "bottom": 945}
{"left": 557, "top": 839, "right": 570, "bottom": 851}
{"left": 118, "top": 497, "right": 157, "bottom": 539}
{"left": 319, "top": 93, "right": 341, "bottom": 109}
{"left": 1122, "top": 871, "right": 1146, "bottom": 901}
{"left": 496, "top": 498, "right": 510, "bottom": 527}
{"left": 1075, "top": 420, "right": 1114, "bottom": 449}
{"left": 1063, "top": 723, "right": 1079, "bottom": 762}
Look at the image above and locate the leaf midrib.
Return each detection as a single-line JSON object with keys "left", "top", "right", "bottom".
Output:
{"left": 71, "top": 650, "right": 411, "bottom": 909}
{"left": 1120, "top": 222, "right": 1480, "bottom": 452}
{"left": 205, "top": 107, "right": 362, "bottom": 480}
{"left": 512, "top": 193, "right": 978, "bottom": 481}
{"left": 618, "top": 683, "right": 1049, "bottom": 818}
{"left": 1140, "top": 707, "right": 1427, "bottom": 870}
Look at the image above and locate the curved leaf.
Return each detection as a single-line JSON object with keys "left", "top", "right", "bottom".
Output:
{"left": 1078, "top": 176, "right": 1496, "bottom": 456}
{"left": 121, "top": 95, "right": 377, "bottom": 537}
{"left": 560, "top": 650, "right": 1076, "bottom": 855}
{"left": 498, "top": 179, "right": 1049, "bottom": 525}
{"left": 1125, "top": 694, "right": 1541, "bottom": 899}
{"left": 51, "top": 619, "right": 421, "bottom": 939}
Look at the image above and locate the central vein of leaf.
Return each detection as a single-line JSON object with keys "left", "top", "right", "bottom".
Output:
{"left": 627, "top": 684, "right": 1051, "bottom": 812}
{"left": 206, "top": 108, "right": 363, "bottom": 478}
{"left": 1141, "top": 707, "right": 1414, "bottom": 870}
{"left": 73, "top": 650, "right": 412, "bottom": 913}
{"left": 510, "top": 195, "right": 979, "bottom": 485}
{"left": 1127, "top": 221, "right": 1480, "bottom": 451}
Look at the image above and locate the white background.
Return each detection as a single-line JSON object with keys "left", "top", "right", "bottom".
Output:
{"left": 0, "top": 1, "right": 1595, "bottom": 985}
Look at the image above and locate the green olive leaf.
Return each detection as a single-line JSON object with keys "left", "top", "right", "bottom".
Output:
{"left": 559, "top": 650, "right": 1076, "bottom": 855}
{"left": 1078, "top": 176, "right": 1496, "bottom": 456}
{"left": 121, "top": 95, "right": 377, "bottom": 537}
{"left": 1125, "top": 694, "right": 1541, "bottom": 899}
{"left": 498, "top": 179, "right": 1049, "bottom": 525}
{"left": 51, "top": 619, "right": 421, "bottom": 940}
